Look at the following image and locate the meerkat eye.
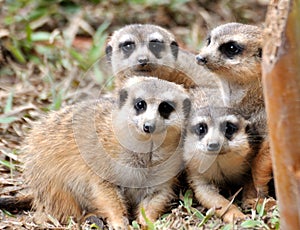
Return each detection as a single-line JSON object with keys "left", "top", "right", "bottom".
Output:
{"left": 134, "top": 99, "right": 147, "bottom": 114}
{"left": 194, "top": 123, "right": 208, "bottom": 137}
{"left": 170, "top": 41, "right": 179, "bottom": 59}
{"left": 149, "top": 39, "right": 165, "bottom": 57}
{"left": 158, "top": 101, "right": 175, "bottom": 119}
{"left": 224, "top": 122, "right": 238, "bottom": 140}
{"left": 120, "top": 41, "right": 135, "bottom": 53}
{"left": 219, "top": 41, "right": 244, "bottom": 59}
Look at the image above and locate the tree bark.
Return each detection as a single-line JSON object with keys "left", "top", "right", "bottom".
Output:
{"left": 262, "top": 0, "right": 300, "bottom": 229}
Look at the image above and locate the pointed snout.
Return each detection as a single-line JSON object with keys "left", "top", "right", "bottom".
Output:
{"left": 138, "top": 55, "right": 149, "bottom": 67}
{"left": 196, "top": 54, "right": 207, "bottom": 65}
{"left": 143, "top": 121, "right": 156, "bottom": 133}
{"left": 207, "top": 142, "right": 221, "bottom": 152}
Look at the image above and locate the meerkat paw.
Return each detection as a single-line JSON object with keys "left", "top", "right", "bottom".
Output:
{"left": 136, "top": 211, "right": 158, "bottom": 228}
{"left": 32, "top": 212, "right": 49, "bottom": 225}
{"left": 136, "top": 215, "right": 151, "bottom": 227}
{"left": 241, "top": 198, "right": 257, "bottom": 210}
{"left": 222, "top": 207, "right": 246, "bottom": 223}
{"left": 107, "top": 216, "right": 129, "bottom": 230}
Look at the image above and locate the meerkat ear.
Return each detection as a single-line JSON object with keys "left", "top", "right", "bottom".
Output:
{"left": 257, "top": 48, "right": 262, "bottom": 58}
{"left": 105, "top": 44, "right": 113, "bottom": 62}
{"left": 182, "top": 98, "right": 191, "bottom": 119}
{"left": 118, "top": 89, "right": 128, "bottom": 108}
{"left": 170, "top": 41, "right": 179, "bottom": 59}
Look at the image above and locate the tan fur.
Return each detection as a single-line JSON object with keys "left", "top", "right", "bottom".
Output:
{"left": 106, "top": 24, "right": 215, "bottom": 89}
{"left": 251, "top": 139, "right": 272, "bottom": 197}
{"left": 196, "top": 23, "right": 272, "bottom": 197}
{"left": 184, "top": 90, "right": 259, "bottom": 222}
{"left": 196, "top": 23, "right": 264, "bottom": 110}
{"left": 24, "top": 76, "right": 191, "bottom": 229}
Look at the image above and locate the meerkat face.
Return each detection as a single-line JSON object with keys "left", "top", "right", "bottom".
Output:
{"left": 196, "top": 23, "right": 262, "bottom": 83}
{"left": 184, "top": 107, "right": 250, "bottom": 163}
{"left": 106, "top": 24, "right": 179, "bottom": 76}
{"left": 114, "top": 77, "right": 190, "bottom": 146}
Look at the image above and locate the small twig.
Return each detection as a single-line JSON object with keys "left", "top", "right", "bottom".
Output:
{"left": 220, "top": 187, "right": 243, "bottom": 218}
{"left": 0, "top": 103, "right": 38, "bottom": 119}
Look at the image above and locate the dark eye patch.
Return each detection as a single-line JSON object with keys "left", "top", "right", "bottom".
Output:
{"left": 119, "top": 41, "right": 135, "bottom": 57}
{"left": 219, "top": 41, "right": 244, "bottom": 59}
{"left": 134, "top": 98, "right": 147, "bottom": 115}
{"left": 222, "top": 121, "right": 239, "bottom": 140}
{"left": 192, "top": 123, "right": 208, "bottom": 138}
{"left": 149, "top": 39, "right": 165, "bottom": 58}
{"left": 158, "top": 101, "right": 175, "bottom": 119}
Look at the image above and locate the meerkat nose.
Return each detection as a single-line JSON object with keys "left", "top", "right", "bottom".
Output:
{"left": 143, "top": 122, "right": 155, "bottom": 133}
{"left": 207, "top": 142, "right": 221, "bottom": 152}
{"left": 196, "top": 55, "right": 207, "bottom": 65}
{"left": 138, "top": 56, "right": 149, "bottom": 66}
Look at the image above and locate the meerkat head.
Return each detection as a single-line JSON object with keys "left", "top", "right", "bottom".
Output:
{"left": 105, "top": 24, "right": 179, "bottom": 77}
{"left": 113, "top": 76, "right": 190, "bottom": 151}
{"left": 196, "top": 23, "right": 262, "bottom": 83}
{"left": 184, "top": 106, "right": 251, "bottom": 164}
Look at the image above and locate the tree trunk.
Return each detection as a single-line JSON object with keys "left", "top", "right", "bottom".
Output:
{"left": 262, "top": 0, "right": 300, "bottom": 229}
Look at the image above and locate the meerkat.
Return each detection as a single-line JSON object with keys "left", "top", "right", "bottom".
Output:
{"left": 0, "top": 24, "right": 216, "bottom": 218}
{"left": 196, "top": 23, "right": 263, "bottom": 111}
{"left": 183, "top": 90, "right": 261, "bottom": 222}
{"left": 23, "top": 76, "right": 191, "bottom": 228}
{"left": 195, "top": 22, "right": 272, "bottom": 198}
{"left": 105, "top": 24, "right": 215, "bottom": 89}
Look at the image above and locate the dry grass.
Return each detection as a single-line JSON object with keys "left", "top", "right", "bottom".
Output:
{"left": 0, "top": 1, "right": 279, "bottom": 229}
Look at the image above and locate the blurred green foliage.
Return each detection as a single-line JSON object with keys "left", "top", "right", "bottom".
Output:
{"left": 1, "top": 0, "right": 268, "bottom": 68}
{"left": 2, "top": 0, "right": 109, "bottom": 69}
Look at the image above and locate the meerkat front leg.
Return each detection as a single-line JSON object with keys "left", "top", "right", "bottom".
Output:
{"left": 241, "top": 178, "right": 258, "bottom": 210}
{"left": 252, "top": 140, "right": 272, "bottom": 197}
{"left": 136, "top": 183, "right": 175, "bottom": 226}
{"left": 90, "top": 181, "right": 129, "bottom": 229}
{"left": 190, "top": 176, "right": 246, "bottom": 223}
